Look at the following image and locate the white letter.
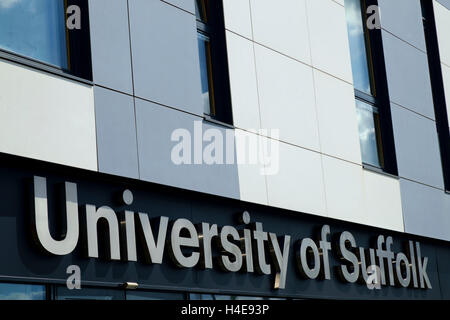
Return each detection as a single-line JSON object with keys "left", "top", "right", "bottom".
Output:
{"left": 137, "top": 214, "right": 169, "bottom": 264}
{"left": 33, "top": 176, "right": 79, "bottom": 256}
{"left": 86, "top": 205, "right": 121, "bottom": 260}
{"left": 268, "top": 234, "right": 291, "bottom": 289}
{"left": 169, "top": 219, "right": 200, "bottom": 268}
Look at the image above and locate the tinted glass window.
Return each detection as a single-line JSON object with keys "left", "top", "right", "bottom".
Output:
{"left": 355, "top": 99, "right": 384, "bottom": 168}
{"left": 195, "top": 0, "right": 207, "bottom": 22}
{"left": 0, "top": 283, "right": 46, "bottom": 300}
{"left": 189, "top": 293, "right": 265, "bottom": 300}
{"left": 55, "top": 286, "right": 125, "bottom": 300}
{"left": 126, "top": 290, "right": 185, "bottom": 300}
{"left": 198, "top": 32, "right": 214, "bottom": 115}
{"left": 0, "top": 0, "right": 68, "bottom": 68}
{"left": 344, "top": 0, "right": 373, "bottom": 95}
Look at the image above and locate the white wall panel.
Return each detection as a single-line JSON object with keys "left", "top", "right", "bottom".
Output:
{"left": 435, "top": 0, "right": 450, "bottom": 126}
{"left": 362, "top": 171, "right": 404, "bottom": 232}
{"left": 226, "top": 31, "right": 261, "bottom": 132}
{"left": 322, "top": 156, "right": 365, "bottom": 224}
{"left": 235, "top": 129, "right": 268, "bottom": 205}
{"left": 306, "top": 0, "right": 353, "bottom": 83}
{"left": 223, "top": 0, "right": 253, "bottom": 39}
{"left": 265, "top": 142, "right": 327, "bottom": 216}
{"left": 250, "top": 0, "right": 311, "bottom": 64}
{"left": 0, "top": 60, "right": 97, "bottom": 171}
{"left": 434, "top": 1, "right": 450, "bottom": 66}
{"left": 313, "top": 69, "right": 362, "bottom": 164}
{"left": 254, "top": 44, "right": 320, "bottom": 151}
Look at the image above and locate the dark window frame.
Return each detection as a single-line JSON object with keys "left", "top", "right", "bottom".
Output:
{"left": 196, "top": 0, "right": 233, "bottom": 125}
{"left": 421, "top": 0, "right": 450, "bottom": 192}
{"left": 0, "top": 0, "right": 92, "bottom": 83}
{"left": 349, "top": 0, "right": 399, "bottom": 176}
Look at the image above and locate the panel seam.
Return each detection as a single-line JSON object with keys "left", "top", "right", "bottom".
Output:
{"left": 126, "top": 0, "right": 141, "bottom": 179}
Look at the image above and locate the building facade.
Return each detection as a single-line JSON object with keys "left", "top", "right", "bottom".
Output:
{"left": 0, "top": 0, "right": 449, "bottom": 300}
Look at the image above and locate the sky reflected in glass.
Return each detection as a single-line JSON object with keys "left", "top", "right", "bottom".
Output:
{"left": 189, "top": 293, "right": 266, "bottom": 300}
{"left": 0, "top": 0, "right": 68, "bottom": 68}
{"left": 344, "top": 0, "right": 373, "bottom": 95}
{"left": 356, "top": 100, "right": 382, "bottom": 168}
{"left": 0, "top": 283, "right": 45, "bottom": 300}
{"left": 197, "top": 32, "right": 213, "bottom": 115}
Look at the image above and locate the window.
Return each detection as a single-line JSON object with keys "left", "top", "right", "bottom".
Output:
{"left": 0, "top": 283, "right": 46, "bottom": 300}
{"left": 195, "top": 0, "right": 233, "bottom": 124}
{"left": 189, "top": 293, "right": 267, "bottom": 300}
{"left": 126, "top": 290, "right": 185, "bottom": 300}
{"left": 344, "top": 0, "right": 398, "bottom": 174}
{"left": 0, "top": 1, "right": 67, "bottom": 68}
{"left": 0, "top": 0, "right": 92, "bottom": 80}
{"left": 54, "top": 286, "right": 125, "bottom": 300}
{"left": 421, "top": 0, "right": 450, "bottom": 192}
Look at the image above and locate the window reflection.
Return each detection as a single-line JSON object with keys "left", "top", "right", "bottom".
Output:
{"left": 197, "top": 32, "right": 215, "bottom": 116}
{"left": 344, "top": 0, "right": 385, "bottom": 169}
{"left": 55, "top": 286, "right": 125, "bottom": 300}
{"left": 344, "top": 0, "right": 373, "bottom": 95}
{"left": 195, "top": 0, "right": 207, "bottom": 22}
{"left": 0, "top": 283, "right": 294, "bottom": 300}
{"left": 0, "top": 0, "right": 68, "bottom": 68}
{"left": 189, "top": 293, "right": 266, "bottom": 300}
{"left": 0, "top": 283, "right": 46, "bottom": 300}
{"left": 355, "top": 100, "right": 384, "bottom": 168}
{"left": 126, "top": 291, "right": 184, "bottom": 300}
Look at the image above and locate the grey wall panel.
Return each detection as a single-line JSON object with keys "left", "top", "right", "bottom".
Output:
{"left": 135, "top": 98, "right": 240, "bottom": 199}
{"left": 437, "top": 0, "right": 450, "bottom": 10}
{"left": 129, "top": 0, "right": 203, "bottom": 116}
{"left": 378, "top": 0, "right": 427, "bottom": 51}
{"left": 89, "top": 0, "right": 133, "bottom": 94}
{"left": 400, "top": 179, "right": 450, "bottom": 241}
{"left": 162, "top": 0, "right": 195, "bottom": 14}
{"left": 94, "top": 86, "right": 139, "bottom": 179}
{"left": 382, "top": 31, "right": 435, "bottom": 119}
{"left": 391, "top": 103, "right": 444, "bottom": 189}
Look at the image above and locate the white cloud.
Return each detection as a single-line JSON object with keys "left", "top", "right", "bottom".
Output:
{"left": 0, "top": 0, "right": 21, "bottom": 9}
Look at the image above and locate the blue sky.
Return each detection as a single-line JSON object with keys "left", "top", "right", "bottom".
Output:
{"left": 0, "top": 0, "right": 68, "bottom": 68}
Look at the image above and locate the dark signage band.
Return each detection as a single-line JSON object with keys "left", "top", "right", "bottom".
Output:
{"left": 33, "top": 176, "right": 432, "bottom": 291}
